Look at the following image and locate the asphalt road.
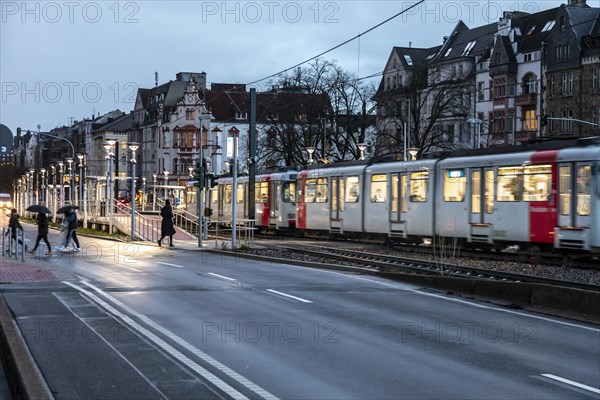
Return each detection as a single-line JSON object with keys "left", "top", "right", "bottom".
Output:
{"left": 1, "top": 224, "right": 599, "bottom": 399}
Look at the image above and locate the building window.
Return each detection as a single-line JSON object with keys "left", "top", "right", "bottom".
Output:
{"left": 524, "top": 74, "right": 538, "bottom": 94}
{"left": 559, "top": 16, "right": 565, "bottom": 31}
{"left": 593, "top": 68, "right": 600, "bottom": 92}
{"left": 494, "top": 77, "right": 506, "bottom": 98}
{"left": 477, "top": 81, "right": 485, "bottom": 101}
{"left": 548, "top": 75, "right": 555, "bottom": 97}
{"left": 555, "top": 45, "right": 570, "bottom": 62}
{"left": 524, "top": 110, "right": 538, "bottom": 131}
{"left": 561, "top": 72, "right": 573, "bottom": 95}
{"left": 549, "top": 111, "right": 555, "bottom": 133}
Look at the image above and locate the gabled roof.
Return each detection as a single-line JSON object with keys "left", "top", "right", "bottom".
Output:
{"left": 513, "top": 7, "right": 561, "bottom": 53}
{"left": 565, "top": 5, "right": 600, "bottom": 39}
{"left": 94, "top": 113, "right": 133, "bottom": 133}
{"left": 434, "top": 20, "right": 498, "bottom": 62}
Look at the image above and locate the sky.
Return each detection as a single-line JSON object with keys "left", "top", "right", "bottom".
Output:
{"left": 0, "top": 0, "right": 589, "bottom": 133}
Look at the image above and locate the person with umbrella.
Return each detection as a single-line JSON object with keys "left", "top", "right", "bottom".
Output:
{"left": 28, "top": 212, "right": 51, "bottom": 256}
{"left": 4, "top": 208, "right": 26, "bottom": 253}
{"left": 61, "top": 208, "right": 81, "bottom": 252}
{"left": 158, "top": 199, "right": 175, "bottom": 247}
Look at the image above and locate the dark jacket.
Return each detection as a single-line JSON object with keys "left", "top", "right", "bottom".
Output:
{"left": 66, "top": 212, "right": 78, "bottom": 230}
{"left": 7, "top": 213, "right": 23, "bottom": 237}
{"left": 160, "top": 205, "right": 176, "bottom": 236}
{"left": 36, "top": 213, "right": 49, "bottom": 235}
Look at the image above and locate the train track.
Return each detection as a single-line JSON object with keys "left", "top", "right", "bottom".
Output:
{"left": 236, "top": 241, "right": 600, "bottom": 292}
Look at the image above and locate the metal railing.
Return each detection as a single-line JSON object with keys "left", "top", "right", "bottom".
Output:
{"left": 2, "top": 227, "right": 25, "bottom": 261}
{"left": 212, "top": 218, "right": 256, "bottom": 249}
{"left": 113, "top": 202, "right": 161, "bottom": 242}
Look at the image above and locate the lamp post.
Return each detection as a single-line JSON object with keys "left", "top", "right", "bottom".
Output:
{"left": 152, "top": 173, "right": 157, "bottom": 211}
{"left": 198, "top": 110, "right": 214, "bottom": 248}
{"left": 40, "top": 168, "right": 46, "bottom": 204}
{"left": 50, "top": 165, "right": 57, "bottom": 221}
{"left": 306, "top": 147, "right": 315, "bottom": 164}
{"left": 29, "top": 169, "right": 35, "bottom": 206}
{"left": 66, "top": 157, "right": 73, "bottom": 204}
{"left": 77, "top": 153, "right": 86, "bottom": 225}
{"left": 142, "top": 177, "right": 147, "bottom": 210}
{"left": 104, "top": 139, "right": 117, "bottom": 233}
{"left": 467, "top": 118, "right": 483, "bottom": 149}
{"left": 57, "top": 161, "right": 64, "bottom": 208}
{"left": 16, "top": 179, "right": 22, "bottom": 213}
{"left": 128, "top": 143, "right": 139, "bottom": 240}
{"left": 163, "top": 170, "right": 169, "bottom": 203}
{"left": 230, "top": 128, "right": 239, "bottom": 249}
{"left": 357, "top": 143, "right": 367, "bottom": 160}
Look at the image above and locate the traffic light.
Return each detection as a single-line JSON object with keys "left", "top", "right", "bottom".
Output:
{"left": 193, "top": 161, "right": 204, "bottom": 188}
{"left": 541, "top": 114, "right": 549, "bottom": 127}
{"left": 205, "top": 173, "right": 218, "bottom": 188}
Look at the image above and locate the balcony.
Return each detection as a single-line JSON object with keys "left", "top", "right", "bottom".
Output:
{"left": 515, "top": 93, "right": 537, "bottom": 106}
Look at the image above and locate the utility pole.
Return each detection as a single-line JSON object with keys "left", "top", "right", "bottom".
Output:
{"left": 248, "top": 88, "right": 257, "bottom": 222}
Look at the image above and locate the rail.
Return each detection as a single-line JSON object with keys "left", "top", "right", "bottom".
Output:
{"left": 211, "top": 218, "right": 256, "bottom": 249}
{"left": 2, "top": 227, "right": 26, "bottom": 261}
{"left": 113, "top": 202, "right": 161, "bottom": 241}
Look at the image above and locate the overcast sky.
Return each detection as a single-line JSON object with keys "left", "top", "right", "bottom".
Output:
{"left": 0, "top": 0, "right": 589, "bottom": 133}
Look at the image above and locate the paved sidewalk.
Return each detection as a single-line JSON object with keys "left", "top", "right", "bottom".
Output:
{"left": 0, "top": 262, "right": 58, "bottom": 283}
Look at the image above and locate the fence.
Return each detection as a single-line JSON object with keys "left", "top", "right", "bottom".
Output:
{"left": 2, "top": 227, "right": 26, "bottom": 261}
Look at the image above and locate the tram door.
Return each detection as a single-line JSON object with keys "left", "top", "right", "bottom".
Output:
{"left": 558, "top": 163, "right": 592, "bottom": 229}
{"left": 389, "top": 173, "right": 408, "bottom": 237}
{"left": 269, "top": 181, "right": 279, "bottom": 228}
{"left": 469, "top": 169, "right": 495, "bottom": 244}
{"left": 330, "top": 177, "right": 344, "bottom": 233}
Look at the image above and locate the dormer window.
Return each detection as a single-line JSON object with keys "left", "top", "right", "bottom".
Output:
{"left": 444, "top": 47, "right": 453, "bottom": 57}
{"left": 541, "top": 20, "right": 555, "bottom": 32}
{"left": 560, "top": 16, "right": 565, "bottom": 31}
{"left": 461, "top": 41, "right": 476, "bottom": 56}
{"left": 526, "top": 25, "right": 536, "bottom": 35}
{"left": 403, "top": 55, "right": 413, "bottom": 65}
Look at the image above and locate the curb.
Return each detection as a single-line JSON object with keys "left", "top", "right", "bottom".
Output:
{"left": 0, "top": 294, "right": 54, "bottom": 400}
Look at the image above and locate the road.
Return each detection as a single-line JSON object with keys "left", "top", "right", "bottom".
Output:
{"left": 1, "top": 218, "right": 599, "bottom": 399}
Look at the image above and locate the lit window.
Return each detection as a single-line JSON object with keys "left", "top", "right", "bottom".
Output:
{"left": 370, "top": 175, "right": 387, "bottom": 203}
{"left": 443, "top": 170, "right": 466, "bottom": 202}
{"left": 410, "top": 171, "right": 429, "bottom": 202}
{"left": 345, "top": 176, "right": 360, "bottom": 203}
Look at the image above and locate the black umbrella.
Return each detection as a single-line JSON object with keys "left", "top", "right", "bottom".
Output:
{"left": 26, "top": 205, "right": 51, "bottom": 214}
{"left": 57, "top": 205, "right": 79, "bottom": 214}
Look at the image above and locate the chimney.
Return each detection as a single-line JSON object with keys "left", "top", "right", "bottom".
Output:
{"left": 443, "top": 36, "right": 449, "bottom": 43}
{"left": 568, "top": 0, "right": 586, "bottom": 6}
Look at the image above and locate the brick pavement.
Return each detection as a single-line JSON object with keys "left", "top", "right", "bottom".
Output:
{"left": 0, "top": 262, "right": 58, "bottom": 283}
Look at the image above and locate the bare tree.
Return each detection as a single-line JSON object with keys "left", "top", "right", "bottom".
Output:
{"left": 374, "top": 63, "right": 474, "bottom": 159}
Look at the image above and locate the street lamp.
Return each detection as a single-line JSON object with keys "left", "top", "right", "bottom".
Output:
{"left": 357, "top": 143, "right": 367, "bottom": 160}
{"left": 306, "top": 147, "right": 315, "bottom": 164}
{"left": 77, "top": 153, "right": 86, "bottom": 225}
{"left": 29, "top": 169, "right": 35, "bottom": 206}
{"left": 40, "top": 168, "right": 46, "bottom": 204}
{"left": 142, "top": 177, "right": 147, "bottom": 210}
{"left": 16, "top": 179, "right": 22, "bottom": 213}
{"left": 467, "top": 118, "right": 483, "bottom": 149}
{"left": 230, "top": 128, "right": 239, "bottom": 249}
{"left": 57, "top": 161, "right": 64, "bottom": 208}
{"left": 104, "top": 139, "right": 117, "bottom": 233}
{"left": 128, "top": 143, "right": 139, "bottom": 240}
{"left": 152, "top": 173, "right": 157, "bottom": 211}
{"left": 188, "top": 166, "right": 194, "bottom": 178}
{"left": 408, "top": 148, "right": 419, "bottom": 161}
{"left": 66, "top": 157, "right": 73, "bottom": 204}
{"left": 198, "top": 109, "right": 214, "bottom": 249}
{"left": 50, "top": 165, "right": 56, "bottom": 221}
{"left": 163, "top": 170, "right": 169, "bottom": 202}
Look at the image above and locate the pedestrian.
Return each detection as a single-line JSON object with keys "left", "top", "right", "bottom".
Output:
{"left": 158, "top": 199, "right": 175, "bottom": 247}
{"left": 4, "top": 208, "right": 26, "bottom": 252}
{"left": 62, "top": 209, "right": 81, "bottom": 252}
{"left": 28, "top": 212, "right": 52, "bottom": 255}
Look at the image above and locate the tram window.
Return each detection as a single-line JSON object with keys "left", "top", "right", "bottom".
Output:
{"left": 443, "top": 169, "right": 466, "bottom": 202}
{"left": 225, "top": 185, "right": 232, "bottom": 204}
{"left": 577, "top": 166, "right": 591, "bottom": 216}
{"left": 523, "top": 165, "right": 551, "bottom": 201}
{"left": 236, "top": 184, "right": 244, "bottom": 203}
{"left": 345, "top": 176, "right": 360, "bottom": 203}
{"left": 316, "top": 178, "right": 328, "bottom": 203}
{"left": 282, "top": 182, "right": 296, "bottom": 203}
{"left": 410, "top": 171, "right": 429, "bottom": 202}
{"left": 370, "top": 175, "right": 387, "bottom": 203}
{"left": 305, "top": 179, "right": 316, "bottom": 202}
{"left": 211, "top": 187, "right": 218, "bottom": 204}
{"left": 471, "top": 171, "right": 481, "bottom": 213}
{"left": 497, "top": 166, "right": 523, "bottom": 202}
{"left": 255, "top": 182, "right": 268, "bottom": 202}
{"left": 485, "top": 170, "right": 495, "bottom": 214}
{"left": 559, "top": 166, "right": 571, "bottom": 215}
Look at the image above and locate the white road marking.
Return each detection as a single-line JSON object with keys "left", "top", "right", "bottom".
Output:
{"left": 156, "top": 261, "right": 185, "bottom": 268}
{"left": 266, "top": 289, "right": 312, "bottom": 303}
{"left": 346, "top": 275, "right": 600, "bottom": 332}
{"left": 65, "top": 280, "right": 279, "bottom": 400}
{"left": 208, "top": 272, "right": 238, "bottom": 283}
{"left": 542, "top": 374, "right": 600, "bottom": 394}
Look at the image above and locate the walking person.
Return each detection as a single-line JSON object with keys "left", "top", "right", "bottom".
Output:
{"left": 158, "top": 199, "right": 175, "bottom": 247}
{"left": 62, "top": 209, "right": 81, "bottom": 252}
{"left": 4, "top": 208, "right": 26, "bottom": 253}
{"left": 28, "top": 212, "right": 52, "bottom": 255}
